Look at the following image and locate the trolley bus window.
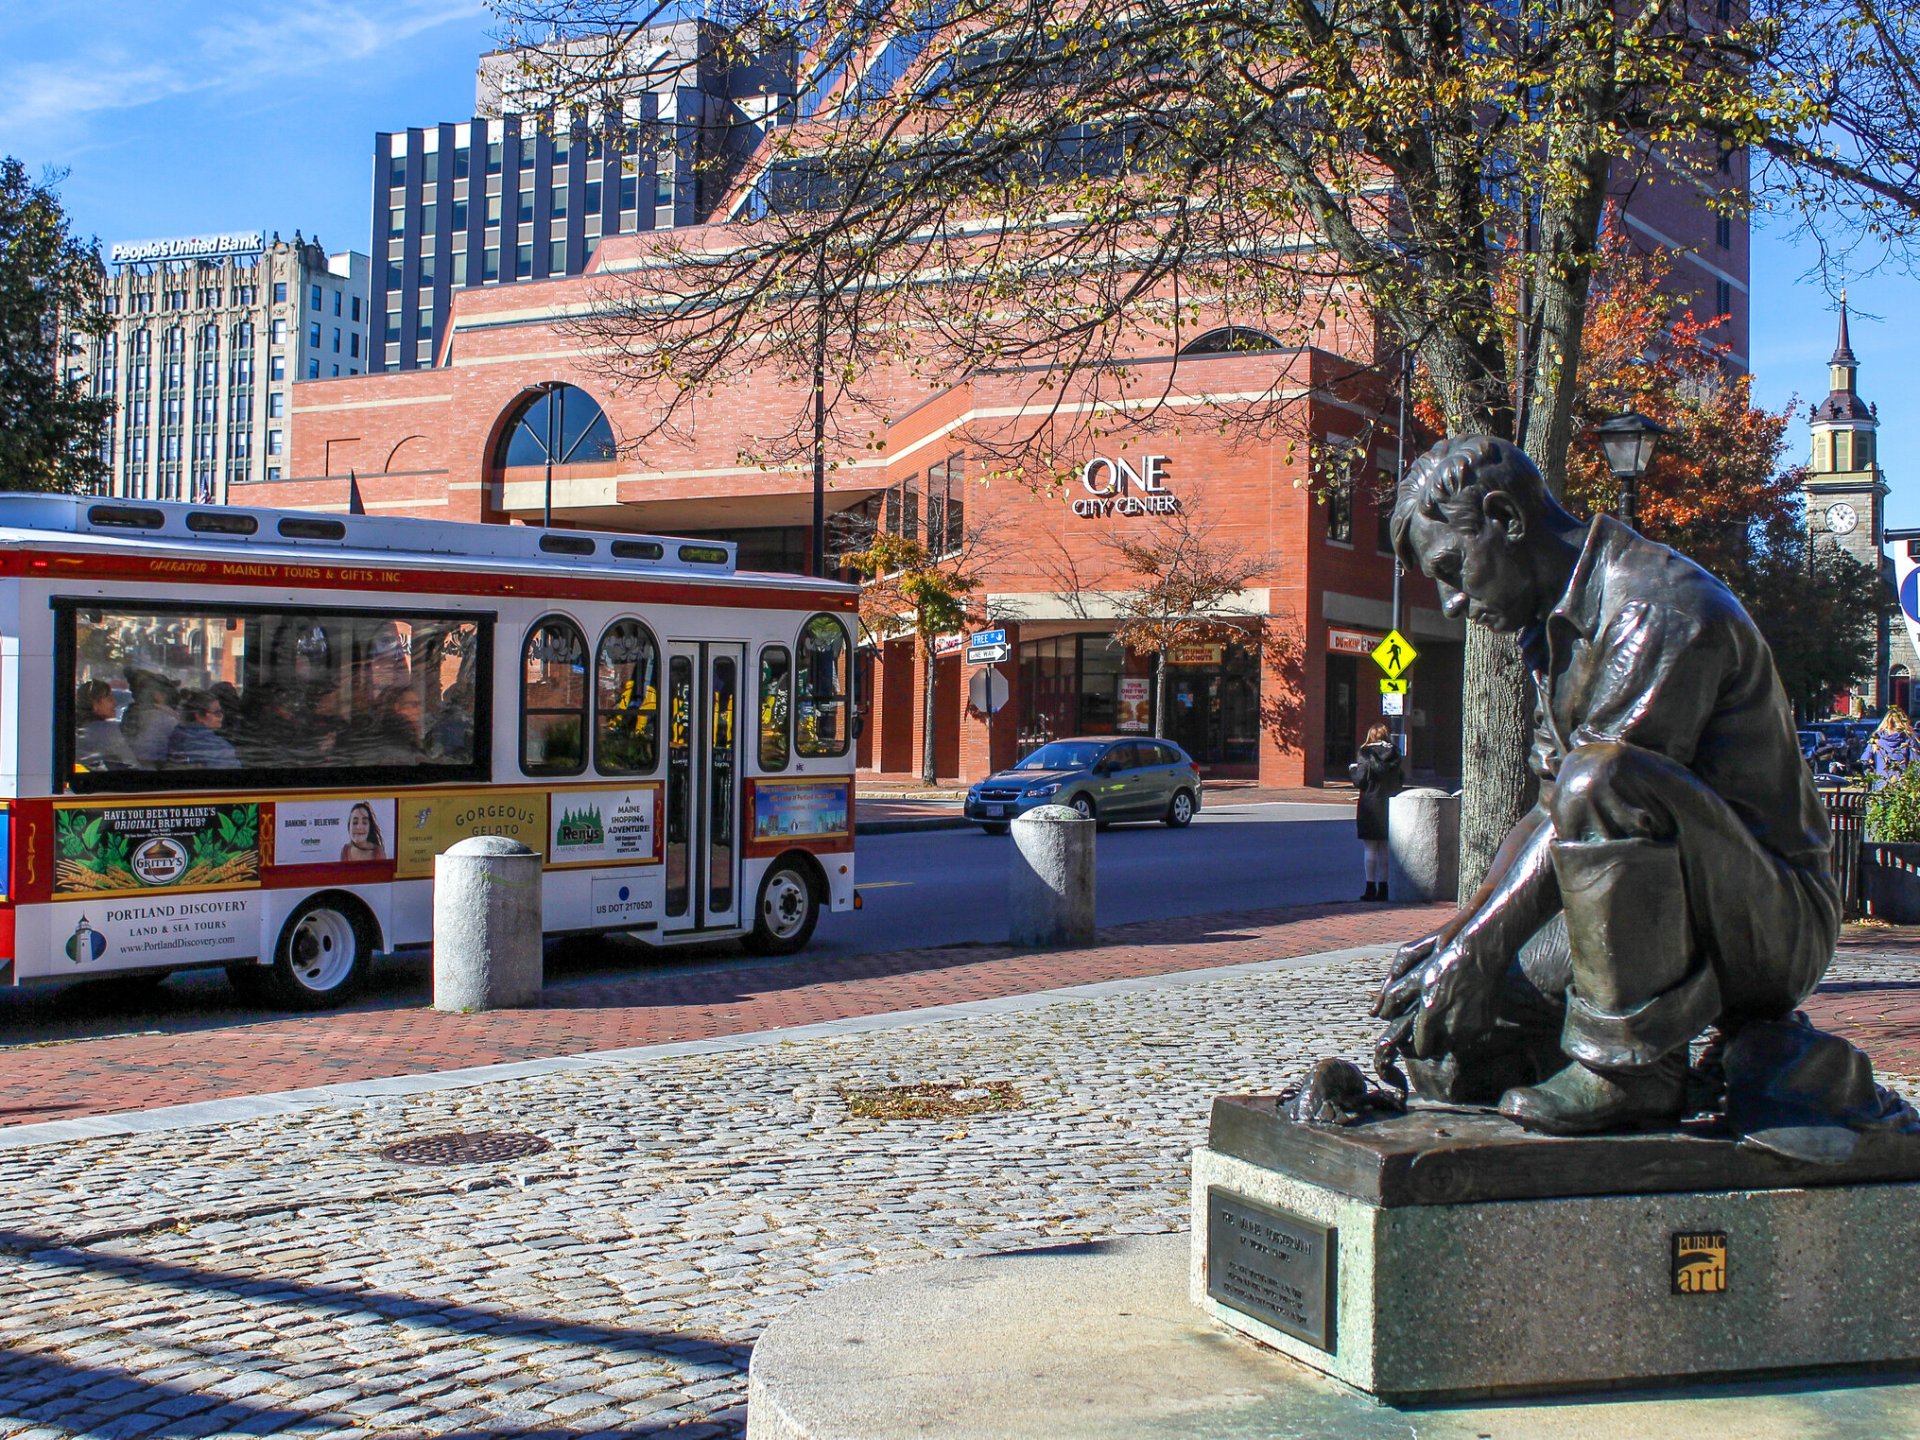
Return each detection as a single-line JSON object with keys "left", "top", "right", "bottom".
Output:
{"left": 796, "top": 614, "right": 850, "bottom": 757}
{"left": 521, "top": 616, "right": 587, "bottom": 776}
{"left": 665, "top": 656, "right": 693, "bottom": 918}
{"left": 758, "top": 646, "right": 791, "bottom": 771}
{"left": 594, "top": 619, "right": 660, "bottom": 775}
{"left": 58, "top": 602, "right": 488, "bottom": 793}
{"left": 710, "top": 656, "right": 737, "bottom": 913}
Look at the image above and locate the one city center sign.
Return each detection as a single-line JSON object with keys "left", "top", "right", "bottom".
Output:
{"left": 1070, "top": 454, "right": 1181, "bottom": 519}
{"left": 109, "top": 232, "right": 267, "bottom": 265}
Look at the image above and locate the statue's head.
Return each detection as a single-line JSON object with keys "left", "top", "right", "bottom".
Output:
{"left": 1391, "top": 435, "right": 1576, "bottom": 633}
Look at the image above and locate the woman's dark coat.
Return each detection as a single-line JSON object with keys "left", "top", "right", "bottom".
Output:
{"left": 1348, "top": 740, "right": 1403, "bottom": 842}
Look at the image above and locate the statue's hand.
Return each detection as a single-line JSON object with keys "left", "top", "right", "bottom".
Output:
{"left": 1371, "top": 931, "right": 1499, "bottom": 1059}
{"left": 1372, "top": 932, "right": 1440, "bottom": 1017}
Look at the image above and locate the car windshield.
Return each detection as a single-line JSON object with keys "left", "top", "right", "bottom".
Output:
{"left": 1013, "top": 741, "right": 1110, "bottom": 771}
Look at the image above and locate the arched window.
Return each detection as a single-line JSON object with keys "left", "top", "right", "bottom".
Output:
{"left": 595, "top": 618, "right": 660, "bottom": 774}
{"left": 796, "top": 614, "right": 850, "bottom": 757}
{"left": 521, "top": 615, "right": 587, "bottom": 775}
{"left": 496, "top": 385, "right": 618, "bottom": 468}
{"left": 1178, "top": 326, "right": 1283, "bottom": 357}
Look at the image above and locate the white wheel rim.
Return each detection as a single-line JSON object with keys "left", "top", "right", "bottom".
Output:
{"left": 1174, "top": 793, "right": 1193, "bottom": 822}
{"left": 1073, "top": 796, "right": 1092, "bottom": 818}
{"left": 762, "top": 871, "right": 812, "bottom": 941}
{"left": 288, "top": 909, "right": 357, "bottom": 992}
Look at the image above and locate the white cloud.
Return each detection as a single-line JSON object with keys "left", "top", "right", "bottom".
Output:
{"left": 0, "top": 0, "right": 485, "bottom": 141}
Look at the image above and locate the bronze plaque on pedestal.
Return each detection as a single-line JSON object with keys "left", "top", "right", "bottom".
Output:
{"left": 1205, "top": 1187, "right": 1335, "bottom": 1352}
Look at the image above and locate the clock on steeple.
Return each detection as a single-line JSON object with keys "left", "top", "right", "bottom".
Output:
{"left": 1807, "top": 294, "right": 1896, "bottom": 710}
{"left": 1807, "top": 295, "right": 1885, "bottom": 570}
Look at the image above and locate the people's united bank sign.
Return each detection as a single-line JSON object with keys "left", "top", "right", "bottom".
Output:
{"left": 1070, "top": 455, "right": 1182, "bottom": 518}
{"left": 110, "top": 232, "right": 267, "bottom": 265}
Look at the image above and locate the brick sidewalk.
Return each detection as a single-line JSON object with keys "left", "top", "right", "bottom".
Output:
{"left": 6, "top": 905, "right": 1915, "bottom": 1133}
{"left": 0, "top": 901, "right": 1444, "bottom": 1130}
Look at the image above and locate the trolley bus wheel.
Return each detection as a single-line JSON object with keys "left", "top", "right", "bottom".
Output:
{"left": 744, "top": 859, "right": 820, "bottom": 956}
{"left": 268, "top": 895, "right": 376, "bottom": 1009}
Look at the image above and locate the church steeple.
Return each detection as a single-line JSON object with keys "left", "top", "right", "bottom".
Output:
{"left": 1812, "top": 292, "right": 1877, "bottom": 475}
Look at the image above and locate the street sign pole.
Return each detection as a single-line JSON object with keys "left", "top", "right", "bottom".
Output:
{"left": 1390, "top": 353, "right": 1411, "bottom": 757}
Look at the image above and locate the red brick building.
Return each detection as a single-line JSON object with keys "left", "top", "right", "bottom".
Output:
{"left": 247, "top": 232, "right": 1470, "bottom": 787}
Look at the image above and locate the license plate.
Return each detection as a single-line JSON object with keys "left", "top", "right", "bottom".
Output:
{"left": 986, "top": 804, "right": 1005, "bottom": 817}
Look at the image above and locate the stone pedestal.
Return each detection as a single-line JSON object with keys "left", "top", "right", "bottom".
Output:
{"left": 1194, "top": 1098, "right": 1920, "bottom": 1402}
{"left": 1387, "top": 788, "right": 1458, "bottom": 902}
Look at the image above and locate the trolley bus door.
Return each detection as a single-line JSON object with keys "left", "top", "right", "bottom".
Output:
{"left": 663, "top": 641, "right": 744, "bottom": 935}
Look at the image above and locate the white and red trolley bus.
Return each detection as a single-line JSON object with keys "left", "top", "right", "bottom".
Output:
{"left": 0, "top": 495, "right": 859, "bottom": 1006}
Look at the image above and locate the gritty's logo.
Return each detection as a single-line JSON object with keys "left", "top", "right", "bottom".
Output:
{"left": 66, "top": 916, "right": 107, "bottom": 966}
{"left": 1672, "top": 1232, "right": 1727, "bottom": 1294}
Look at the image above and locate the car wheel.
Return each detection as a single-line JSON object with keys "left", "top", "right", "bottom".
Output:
{"left": 268, "top": 895, "right": 375, "bottom": 1009}
{"left": 981, "top": 823, "right": 1010, "bottom": 835}
{"left": 1069, "top": 793, "right": 1095, "bottom": 821}
{"left": 744, "top": 859, "right": 820, "bottom": 956}
{"left": 1165, "top": 788, "right": 1196, "bottom": 828}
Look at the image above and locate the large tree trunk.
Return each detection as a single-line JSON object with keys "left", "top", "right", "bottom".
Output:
{"left": 919, "top": 631, "right": 939, "bottom": 786}
{"left": 1154, "top": 654, "right": 1168, "bottom": 739}
{"left": 1457, "top": 629, "right": 1538, "bottom": 891}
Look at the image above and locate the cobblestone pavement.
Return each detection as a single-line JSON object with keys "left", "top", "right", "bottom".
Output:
{"left": 0, "top": 901, "right": 1441, "bottom": 1129}
{"left": 1, "top": 946, "right": 1916, "bottom": 1440}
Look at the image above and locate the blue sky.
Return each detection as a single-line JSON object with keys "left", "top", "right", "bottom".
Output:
{"left": 5, "top": 1, "right": 1916, "bottom": 525}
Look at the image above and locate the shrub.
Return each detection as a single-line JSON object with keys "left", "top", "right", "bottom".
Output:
{"left": 1867, "top": 765, "right": 1920, "bottom": 843}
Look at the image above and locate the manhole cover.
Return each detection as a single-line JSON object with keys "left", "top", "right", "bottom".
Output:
{"left": 376, "top": 1131, "right": 552, "bottom": 1166}
{"left": 838, "top": 1081, "right": 1025, "bottom": 1121}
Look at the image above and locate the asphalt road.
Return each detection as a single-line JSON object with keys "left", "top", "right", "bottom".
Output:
{"left": 0, "top": 800, "right": 1362, "bottom": 1041}
{"left": 812, "top": 800, "right": 1362, "bottom": 959}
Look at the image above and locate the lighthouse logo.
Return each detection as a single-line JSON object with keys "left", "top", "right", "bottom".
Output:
{"left": 66, "top": 916, "right": 108, "bottom": 966}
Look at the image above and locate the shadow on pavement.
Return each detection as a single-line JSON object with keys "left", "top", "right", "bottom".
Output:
{"left": 0, "top": 1225, "right": 750, "bottom": 1437}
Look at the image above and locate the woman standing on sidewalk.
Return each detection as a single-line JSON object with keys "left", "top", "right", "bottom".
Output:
{"left": 1861, "top": 706, "right": 1918, "bottom": 790}
{"left": 1349, "top": 723, "right": 1402, "bottom": 901}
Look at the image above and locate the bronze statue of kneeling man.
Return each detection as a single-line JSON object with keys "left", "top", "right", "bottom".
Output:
{"left": 1375, "top": 435, "right": 1854, "bottom": 1139}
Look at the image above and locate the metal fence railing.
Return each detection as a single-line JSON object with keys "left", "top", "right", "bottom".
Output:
{"left": 1822, "top": 786, "right": 1868, "bottom": 917}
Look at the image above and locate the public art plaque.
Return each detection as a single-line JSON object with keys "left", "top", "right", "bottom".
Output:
{"left": 1203, "top": 1189, "right": 1333, "bottom": 1350}
{"left": 1191, "top": 436, "right": 1920, "bottom": 1401}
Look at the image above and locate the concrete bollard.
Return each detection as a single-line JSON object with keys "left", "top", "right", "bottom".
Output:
{"left": 1009, "top": 804, "right": 1096, "bottom": 948}
{"left": 434, "top": 835, "right": 544, "bottom": 1011}
{"left": 1388, "top": 788, "right": 1461, "bottom": 903}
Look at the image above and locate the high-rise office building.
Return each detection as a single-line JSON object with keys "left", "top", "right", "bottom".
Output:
{"left": 75, "top": 232, "right": 369, "bottom": 503}
{"left": 372, "top": 24, "right": 792, "bottom": 373}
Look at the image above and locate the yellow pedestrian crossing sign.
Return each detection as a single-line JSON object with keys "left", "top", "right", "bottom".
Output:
{"left": 1380, "top": 678, "right": 1409, "bottom": 695}
{"left": 1372, "top": 630, "right": 1418, "bottom": 679}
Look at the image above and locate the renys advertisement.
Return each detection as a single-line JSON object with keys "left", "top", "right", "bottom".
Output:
{"left": 548, "top": 788, "right": 660, "bottom": 866}
{"left": 54, "top": 803, "right": 261, "bottom": 898}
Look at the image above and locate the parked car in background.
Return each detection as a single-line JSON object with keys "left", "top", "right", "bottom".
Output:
{"left": 964, "top": 737, "right": 1203, "bottom": 832}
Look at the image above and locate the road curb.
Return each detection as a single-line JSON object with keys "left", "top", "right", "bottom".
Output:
{"left": 855, "top": 815, "right": 971, "bottom": 835}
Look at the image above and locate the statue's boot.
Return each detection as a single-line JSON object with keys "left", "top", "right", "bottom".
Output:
{"left": 1499, "top": 1053, "right": 1687, "bottom": 1134}
{"left": 1499, "top": 839, "right": 1717, "bottom": 1135}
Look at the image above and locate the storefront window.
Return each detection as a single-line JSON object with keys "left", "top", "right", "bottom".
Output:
{"left": 595, "top": 619, "right": 659, "bottom": 774}
{"left": 759, "top": 645, "right": 792, "bottom": 769}
{"left": 522, "top": 615, "right": 587, "bottom": 775}
{"left": 796, "top": 615, "right": 849, "bottom": 756}
{"left": 1016, "top": 631, "right": 1259, "bottom": 768}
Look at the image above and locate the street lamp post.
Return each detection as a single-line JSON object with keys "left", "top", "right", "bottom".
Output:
{"left": 1595, "top": 411, "right": 1668, "bottom": 531}
{"left": 540, "top": 381, "right": 562, "bottom": 530}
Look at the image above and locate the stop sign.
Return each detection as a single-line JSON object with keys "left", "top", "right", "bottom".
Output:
{"left": 968, "top": 665, "right": 1010, "bottom": 714}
